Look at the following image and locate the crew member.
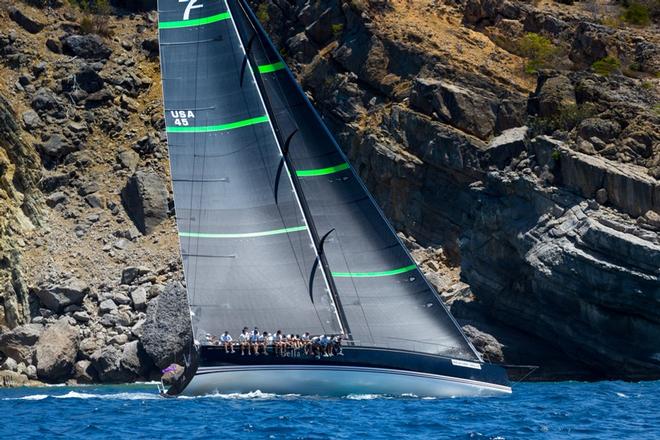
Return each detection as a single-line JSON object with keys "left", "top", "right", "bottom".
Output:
{"left": 220, "top": 331, "right": 235, "bottom": 354}
{"left": 238, "top": 327, "right": 250, "bottom": 355}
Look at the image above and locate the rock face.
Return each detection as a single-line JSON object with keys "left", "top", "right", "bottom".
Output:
{"left": 121, "top": 171, "right": 169, "bottom": 234}
{"left": 141, "top": 282, "right": 192, "bottom": 369}
{"left": 34, "top": 318, "right": 79, "bottom": 382}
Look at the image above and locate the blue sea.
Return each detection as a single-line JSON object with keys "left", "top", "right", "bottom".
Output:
{"left": 2, "top": 381, "right": 658, "bottom": 439}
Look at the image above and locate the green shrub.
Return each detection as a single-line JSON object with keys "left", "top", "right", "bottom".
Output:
{"left": 531, "top": 103, "right": 598, "bottom": 136}
{"left": 331, "top": 23, "right": 344, "bottom": 37}
{"left": 69, "top": 0, "right": 113, "bottom": 37}
{"left": 592, "top": 56, "right": 621, "bottom": 76}
{"left": 79, "top": 15, "right": 95, "bottom": 34}
{"left": 621, "top": 2, "right": 651, "bottom": 25}
{"left": 516, "top": 33, "right": 561, "bottom": 74}
{"left": 551, "top": 149, "right": 561, "bottom": 161}
{"left": 256, "top": 3, "right": 270, "bottom": 23}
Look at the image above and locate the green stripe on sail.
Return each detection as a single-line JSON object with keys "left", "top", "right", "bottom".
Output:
{"left": 332, "top": 264, "right": 417, "bottom": 278}
{"left": 258, "top": 61, "right": 286, "bottom": 74}
{"left": 296, "top": 163, "right": 350, "bottom": 177}
{"left": 167, "top": 115, "right": 269, "bottom": 133}
{"left": 179, "top": 225, "right": 308, "bottom": 239}
{"left": 159, "top": 11, "right": 231, "bottom": 29}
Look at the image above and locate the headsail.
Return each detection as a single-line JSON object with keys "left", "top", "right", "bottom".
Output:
{"left": 229, "top": 0, "right": 479, "bottom": 360}
{"left": 157, "top": 0, "right": 343, "bottom": 340}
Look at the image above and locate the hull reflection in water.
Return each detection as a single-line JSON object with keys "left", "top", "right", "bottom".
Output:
{"left": 183, "top": 365, "right": 512, "bottom": 398}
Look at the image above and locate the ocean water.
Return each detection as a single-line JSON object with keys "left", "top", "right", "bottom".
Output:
{"left": 2, "top": 381, "right": 658, "bottom": 439}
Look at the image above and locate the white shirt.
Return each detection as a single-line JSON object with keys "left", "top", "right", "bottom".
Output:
{"left": 239, "top": 332, "right": 249, "bottom": 342}
{"left": 220, "top": 334, "right": 232, "bottom": 342}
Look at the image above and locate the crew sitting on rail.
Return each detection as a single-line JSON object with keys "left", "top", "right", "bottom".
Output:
{"left": 238, "top": 327, "right": 250, "bottom": 355}
{"left": 220, "top": 328, "right": 344, "bottom": 358}
{"left": 301, "top": 332, "right": 311, "bottom": 355}
{"left": 220, "top": 331, "right": 235, "bottom": 354}
{"left": 249, "top": 327, "right": 261, "bottom": 355}
{"left": 273, "top": 330, "right": 285, "bottom": 356}
{"left": 262, "top": 331, "right": 272, "bottom": 356}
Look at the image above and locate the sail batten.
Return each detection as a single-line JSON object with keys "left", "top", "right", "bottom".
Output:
{"left": 158, "top": 11, "right": 231, "bottom": 29}
{"left": 179, "top": 226, "right": 308, "bottom": 239}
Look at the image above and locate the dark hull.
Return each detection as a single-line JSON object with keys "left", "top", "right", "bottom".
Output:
{"left": 168, "top": 345, "right": 511, "bottom": 397}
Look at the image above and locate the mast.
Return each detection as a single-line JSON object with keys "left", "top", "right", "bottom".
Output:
{"left": 227, "top": 0, "right": 352, "bottom": 340}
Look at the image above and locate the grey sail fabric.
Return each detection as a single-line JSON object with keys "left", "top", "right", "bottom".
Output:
{"left": 228, "top": 0, "right": 478, "bottom": 360}
{"left": 157, "top": 0, "right": 343, "bottom": 340}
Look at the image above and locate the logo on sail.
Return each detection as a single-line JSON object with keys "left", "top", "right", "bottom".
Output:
{"left": 180, "top": 0, "right": 204, "bottom": 21}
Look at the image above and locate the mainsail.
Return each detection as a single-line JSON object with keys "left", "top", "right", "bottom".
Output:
{"left": 158, "top": 0, "right": 479, "bottom": 360}
{"left": 158, "top": 0, "right": 342, "bottom": 339}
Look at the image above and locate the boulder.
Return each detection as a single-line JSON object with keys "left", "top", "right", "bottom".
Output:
{"left": 9, "top": 7, "right": 45, "bottom": 34}
{"left": 78, "top": 337, "right": 103, "bottom": 360}
{"left": 31, "top": 87, "right": 60, "bottom": 112}
{"left": 120, "top": 341, "right": 152, "bottom": 378}
{"left": 483, "top": 126, "right": 528, "bottom": 168}
{"left": 117, "top": 149, "right": 140, "bottom": 172}
{"left": 73, "top": 360, "right": 97, "bottom": 384}
{"left": 577, "top": 118, "right": 621, "bottom": 142}
{"left": 411, "top": 78, "right": 497, "bottom": 140}
{"left": 121, "top": 171, "right": 169, "bottom": 234}
{"left": 535, "top": 75, "right": 576, "bottom": 117}
{"left": 45, "top": 191, "right": 67, "bottom": 208}
{"left": 26, "top": 364, "right": 37, "bottom": 380}
{"left": 90, "top": 346, "right": 133, "bottom": 382}
{"left": 141, "top": 37, "right": 159, "bottom": 57}
{"left": 38, "top": 134, "right": 74, "bottom": 160}
{"left": 287, "top": 32, "right": 317, "bottom": 63}
{"left": 21, "top": 109, "right": 42, "bottom": 129}
{"left": 62, "top": 34, "right": 112, "bottom": 59}
{"left": 36, "top": 278, "right": 89, "bottom": 313}
{"left": 34, "top": 318, "right": 79, "bottom": 382}
{"left": 121, "top": 266, "right": 151, "bottom": 285}
{"left": 99, "top": 299, "right": 118, "bottom": 314}
{"left": 462, "top": 325, "right": 505, "bottom": 363}
{"left": 63, "top": 65, "right": 105, "bottom": 94}
{"left": 570, "top": 22, "right": 612, "bottom": 66}
{"left": 0, "top": 324, "right": 43, "bottom": 364}
{"left": 46, "top": 38, "right": 62, "bottom": 53}
{"left": 0, "top": 357, "right": 18, "bottom": 372}
{"left": 141, "top": 282, "right": 193, "bottom": 369}
{"left": 0, "top": 370, "right": 29, "bottom": 388}
{"left": 130, "top": 287, "right": 147, "bottom": 311}
{"left": 72, "top": 311, "right": 91, "bottom": 323}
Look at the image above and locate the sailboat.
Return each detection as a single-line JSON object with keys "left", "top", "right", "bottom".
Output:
{"left": 157, "top": 0, "right": 511, "bottom": 397}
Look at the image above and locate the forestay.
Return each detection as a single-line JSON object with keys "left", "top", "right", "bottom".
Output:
{"left": 157, "top": 0, "right": 343, "bottom": 340}
{"left": 228, "top": 0, "right": 479, "bottom": 360}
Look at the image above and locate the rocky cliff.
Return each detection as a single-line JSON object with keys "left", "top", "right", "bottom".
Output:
{"left": 0, "top": 0, "right": 658, "bottom": 385}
